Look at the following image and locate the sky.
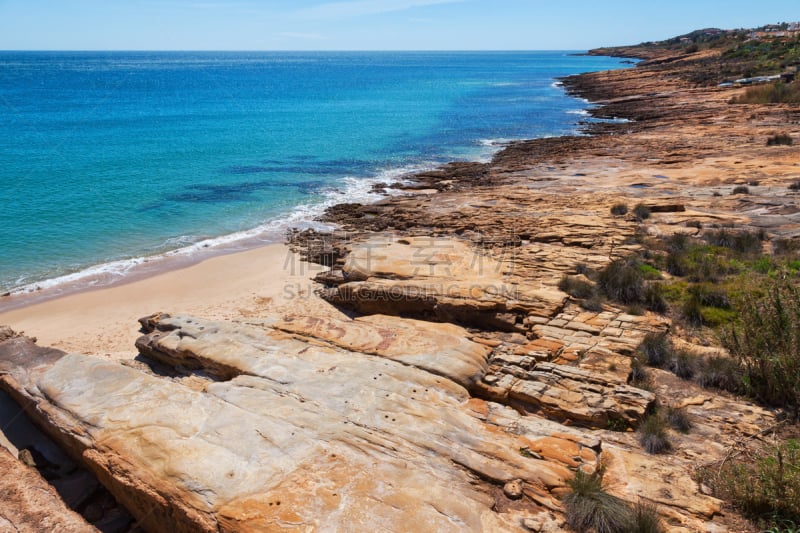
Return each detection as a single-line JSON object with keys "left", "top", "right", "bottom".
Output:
{"left": 0, "top": 0, "right": 798, "bottom": 51}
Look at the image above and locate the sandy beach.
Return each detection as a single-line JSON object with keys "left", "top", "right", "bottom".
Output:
{"left": 0, "top": 243, "right": 331, "bottom": 358}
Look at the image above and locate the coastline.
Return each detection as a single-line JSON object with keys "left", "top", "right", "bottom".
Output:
{"left": 0, "top": 243, "right": 334, "bottom": 356}
{"left": 1, "top": 40, "right": 799, "bottom": 531}
{"left": 0, "top": 57, "right": 616, "bottom": 316}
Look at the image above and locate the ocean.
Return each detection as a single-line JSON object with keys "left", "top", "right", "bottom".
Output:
{"left": 0, "top": 51, "right": 627, "bottom": 297}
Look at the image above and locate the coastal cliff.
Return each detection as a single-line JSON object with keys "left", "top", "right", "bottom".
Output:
{"left": 2, "top": 35, "right": 799, "bottom": 532}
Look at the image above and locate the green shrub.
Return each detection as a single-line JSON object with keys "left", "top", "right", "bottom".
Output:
{"left": 563, "top": 469, "right": 636, "bottom": 533}
{"left": 668, "top": 233, "right": 691, "bottom": 253}
{"left": 774, "top": 238, "right": 800, "bottom": 257}
{"left": 598, "top": 258, "right": 645, "bottom": 304}
{"left": 638, "top": 332, "right": 672, "bottom": 368}
{"left": 638, "top": 263, "right": 661, "bottom": 279}
{"left": 610, "top": 203, "right": 629, "bottom": 216}
{"left": 643, "top": 284, "right": 668, "bottom": 314}
{"left": 670, "top": 351, "right": 697, "bottom": 380}
{"left": 690, "top": 284, "right": 731, "bottom": 309}
{"left": 704, "top": 228, "right": 763, "bottom": 255}
{"left": 629, "top": 357, "right": 650, "bottom": 387}
{"left": 731, "top": 81, "right": 800, "bottom": 105}
{"left": 633, "top": 204, "right": 651, "bottom": 221}
{"left": 767, "top": 134, "right": 794, "bottom": 146}
{"left": 666, "top": 406, "right": 692, "bottom": 433}
{"left": 720, "top": 278, "right": 800, "bottom": 418}
{"left": 697, "top": 439, "right": 800, "bottom": 527}
{"left": 694, "top": 355, "right": 743, "bottom": 393}
{"left": 638, "top": 413, "right": 672, "bottom": 454}
{"left": 682, "top": 295, "right": 705, "bottom": 327}
{"left": 629, "top": 498, "right": 664, "bottom": 533}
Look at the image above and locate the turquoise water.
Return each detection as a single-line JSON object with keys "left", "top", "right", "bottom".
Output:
{"left": 0, "top": 51, "right": 626, "bottom": 294}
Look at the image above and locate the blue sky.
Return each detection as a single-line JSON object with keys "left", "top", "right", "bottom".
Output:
{"left": 0, "top": 0, "right": 798, "bottom": 50}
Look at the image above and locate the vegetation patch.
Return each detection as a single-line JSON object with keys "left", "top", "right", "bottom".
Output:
{"left": 638, "top": 412, "right": 672, "bottom": 455}
{"left": 633, "top": 204, "right": 651, "bottom": 221}
{"left": 610, "top": 203, "right": 629, "bottom": 216}
{"left": 767, "top": 133, "right": 794, "bottom": 146}
{"left": 697, "top": 439, "right": 800, "bottom": 529}
{"left": 563, "top": 468, "right": 663, "bottom": 533}
{"left": 666, "top": 406, "right": 692, "bottom": 433}
{"left": 720, "top": 277, "right": 800, "bottom": 418}
{"left": 731, "top": 82, "right": 800, "bottom": 105}
{"left": 596, "top": 258, "right": 667, "bottom": 313}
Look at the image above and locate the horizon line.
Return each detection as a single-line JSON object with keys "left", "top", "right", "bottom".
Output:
{"left": 0, "top": 48, "right": 596, "bottom": 53}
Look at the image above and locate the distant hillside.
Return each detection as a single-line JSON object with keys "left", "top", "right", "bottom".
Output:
{"left": 590, "top": 23, "right": 800, "bottom": 85}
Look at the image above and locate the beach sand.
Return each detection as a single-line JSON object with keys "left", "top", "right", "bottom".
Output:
{"left": 0, "top": 243, "right": 332, "bottom": 359}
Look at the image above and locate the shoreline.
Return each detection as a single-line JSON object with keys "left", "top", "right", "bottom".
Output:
{"left": 0, "top": 67, "right": 611, "bottom": 315}
{"left": 0, "top": 242, "right": 335, "bottom": 356}
{"left": 2, "top": 39, "right": 798, "bottom": 531}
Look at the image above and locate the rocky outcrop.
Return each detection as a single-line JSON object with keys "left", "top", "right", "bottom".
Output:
{"left": 4, "top": 38, "right": 797, "bottom": 533}
{"left": 0, "top": 446, "right": 96, "bottom": 533}
{"left": 315, "top": 235, "right": 568, "bottom": 331}
{"left": 1, "top": 314, "right": 612, "bottom": 532}
{"left": 479, "top": 362, "right": 655, "bottom": 428}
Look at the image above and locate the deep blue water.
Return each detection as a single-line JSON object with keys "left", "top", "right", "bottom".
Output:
{"left": 0, "top": 51, "right": 627, "bottom": 293}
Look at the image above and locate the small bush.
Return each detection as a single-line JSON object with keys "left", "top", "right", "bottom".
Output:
{"left": 598, "top": 258, "right": 645, "bottom": 304}
{"left": 721, "top": 278, "right": 800, "bottom": 418}
{"left": 690, "top": 283, "right": 731, "bottom": 309}
{"left": 638, "top": 331, "right": 672, "bottom": 368}
{"left": 732, "top": 185, "right": 750, "bottom": 195}
{"left": 774, "top": 238, "right": 800, "bottom": 256}
{"left": 643, "top": 284, "right": 668, "bottom": 314}
{"left": 633, "top": 204, "right": 651, "bottom": 221}
{"left": 698, "top": 439, "right": 800, "bottom": 528}
{"left": 682, "top": 295, "right": 705, "bottom": 327}
{"left": 638, "top": 413, "right": 672, "bottom": 454}
{"left": 629, "top": 357, "right": 650, "bottom": 387}
{"left": 789, "top": 181, "right": 800, "bottom": 192}
{"left": 563, "top": 469, "right": 638, "bottom": 533}
{"left": 704, "top": 228, "right": 763, "bottom": 255}
{"left": 694, "top": 355, "right": 743, "bottom": 393}
{"left": 670, "top": 351, "right": 697, "bottom": 380}
{"left": 610, "top": 203, "right": 629, "bottom": 216}
{"left": 666, "top": 406, "right": 692, "bottom": 433}
{"left": 685, "top": 220, "right": 703, "bottom": 229}
{"left": 767, "top": 134, "right": 794, "bottom": 146}
{"left": 630, "top": 498, "right": 664, "bottom": 533}
{"left": 731, "top": 81, "right": 800, "bottom": 105}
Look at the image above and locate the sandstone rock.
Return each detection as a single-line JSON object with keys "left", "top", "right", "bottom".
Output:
{"left": 1, "top": 315, "right": 583, "bottom": 532}
{"left": 477, "top": 361, "right": 654, "bottom": 429}
{"left": 272, "top": 313, "right": 491, "bottom": 389}
{"left": 317, "top": 236, "right": 568, "bottom": 331}
{"left": 0, "top": 446, "right": 96, "bottom": 532}
{"left": 503, "top": 479, "right": 524, "bottom": 500}
{"left": 0, "top": 325, "right": 17, "bottom": 343}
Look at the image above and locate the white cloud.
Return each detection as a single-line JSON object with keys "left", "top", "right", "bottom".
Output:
{"left": 295, "top": 0, "right": 465, "bottom": 19}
